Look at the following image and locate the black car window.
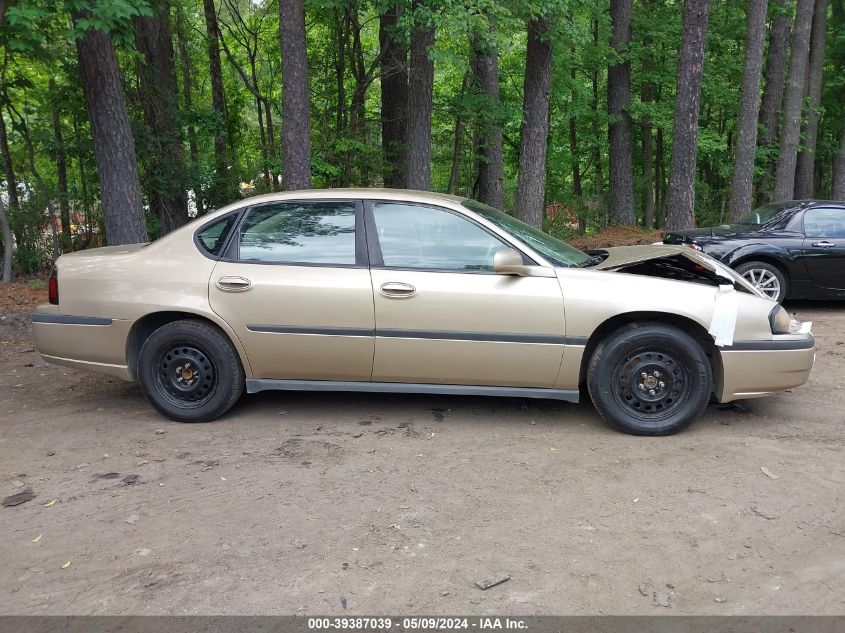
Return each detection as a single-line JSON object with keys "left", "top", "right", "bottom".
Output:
{"left": 803, "top": 208, "right": 845, "bottom": 238}
{"left": 371, "top": 202, "right": 507, "bottom": 271}
{"left": 196, "top": 215, "right": 236, "bottom": 257}
{"left": 237, "top": 201, "right": 357, "bottom": 265}
{"left": 737, "top": 202, "right": 801, "bottom": 231}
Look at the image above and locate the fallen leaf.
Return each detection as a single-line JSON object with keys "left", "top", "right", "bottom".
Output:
{"left": 32, "top": 534, "right": 42, "bottom": 543}
{"left": 760, "top": 466, "right": 779, "bottom": 480}
{"left": 61, "top": 560, "right": 71, "bottom": 569}
{"left": 45, "top": 499, "right": 58, "bottom": 507}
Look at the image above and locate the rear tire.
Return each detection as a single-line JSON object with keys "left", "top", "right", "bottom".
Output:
{"left": 137, "top": 319, "right": 244, "bottom": 422}
{"left": 735, "top": 260, "right": 788, "bottom": 302}
{"left": 587, "top": 323, "right": 712, "bottom": 436}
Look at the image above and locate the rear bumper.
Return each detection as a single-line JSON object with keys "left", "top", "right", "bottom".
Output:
{"left": 718, "top": 335, "right": 815, "bottom": 402}
{"left": 32, "top": 306, "right": 133, "bottom": 381}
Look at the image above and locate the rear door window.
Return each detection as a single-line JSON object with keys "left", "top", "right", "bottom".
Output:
{"left": 237, "top": 201, "right": 357, "bottom": 265}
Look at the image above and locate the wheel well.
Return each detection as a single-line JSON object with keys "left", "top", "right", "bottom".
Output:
{"left": 731, "top": 254, "right": 788, "bottom": 278}
{"left": 578, "top": 312, "right": 723, "bottom": 396}
{"left": 125, "top": 311, "right": 233, "bottom": 380}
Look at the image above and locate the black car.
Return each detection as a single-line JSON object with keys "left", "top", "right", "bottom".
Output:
{"left": 663, "top": 200, "right": 845, "bottom": 302}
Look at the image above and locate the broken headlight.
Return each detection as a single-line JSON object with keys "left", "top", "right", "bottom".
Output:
{"left": 769, "top": 305, "right": 791, "bottom": 334}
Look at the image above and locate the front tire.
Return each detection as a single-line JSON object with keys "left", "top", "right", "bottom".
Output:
{"left": 587, "top": 323, "right": 712, "bottom": 436}
{"left": 137, "top": 319, "right": 244, "bottom": 422}
{"left": 735, "top": 260, "right": 788, "bottom": 302}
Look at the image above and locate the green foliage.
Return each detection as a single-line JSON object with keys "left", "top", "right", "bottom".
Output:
{"left": 1, "top": 0, "right": 844, "bottom": 272}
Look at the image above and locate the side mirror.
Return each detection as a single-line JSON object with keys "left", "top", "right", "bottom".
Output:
{"left": 493, "top": 248, "right": 554, "bottom": 277}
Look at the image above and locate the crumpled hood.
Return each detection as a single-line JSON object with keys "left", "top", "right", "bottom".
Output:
{"left": 592, "top": 244, "right": 691, "bottom": 269}
{"left": 592, "top": 245, "right": 764, "bottom": 298}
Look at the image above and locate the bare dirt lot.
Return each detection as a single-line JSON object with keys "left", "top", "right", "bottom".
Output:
{"left": 1, "top": 291, "right": 843, "bottom": 615}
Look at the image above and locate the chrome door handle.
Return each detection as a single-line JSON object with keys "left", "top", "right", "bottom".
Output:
{"left": 216, "top": 276, "right": 252, "bottom": 291}
{"left": 380, "top": 282, "right": 416, "bottom": 298}
{"left": 811, "top": 241, "right": 836, "bottom": 248}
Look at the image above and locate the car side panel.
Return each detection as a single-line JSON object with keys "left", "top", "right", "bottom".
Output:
{"left": 38, "top": 232, "right": 255, "bottom": 378}
{"left": 553, "top": 267, "right": 776, "bottom": 390}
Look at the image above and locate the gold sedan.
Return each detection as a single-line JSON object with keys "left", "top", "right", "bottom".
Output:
{"left": 32, "top": 189, "right": 814, "bottom": 435}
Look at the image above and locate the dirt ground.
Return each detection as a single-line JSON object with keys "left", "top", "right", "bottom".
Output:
{"left": 0, "top": 287, "right": 843, "bottom": 616}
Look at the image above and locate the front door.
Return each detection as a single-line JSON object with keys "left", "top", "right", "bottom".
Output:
{"left": 802, "top": 206, "right": 845, "bottom": 293}
{"left": 209, "top": 199, "right": 375, "bottom": 380}
{"left": 366, "top": 201, "right": 565, "bottom": 388}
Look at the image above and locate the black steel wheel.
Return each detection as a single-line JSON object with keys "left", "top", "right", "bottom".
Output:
{"left": 587, "top": 322, "right": 712, "bottom": 435}
{"left": 611, "top": 347, "right": 692, "bottom": 420}
{"left": 154, "top": 344, "right": 218, "bottom": 409}
{"left": 138, "top": 319, "right": 244, "bottom": 422}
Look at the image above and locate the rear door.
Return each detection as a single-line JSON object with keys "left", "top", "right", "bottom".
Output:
{"left": 801, "top": 206, "right": 845, "bottom": 292}
{"left": 208, "top": 199, "right": 375, "bottom": 380}
{"left": 366, "top": 200, "right": 565, "bottom": 388}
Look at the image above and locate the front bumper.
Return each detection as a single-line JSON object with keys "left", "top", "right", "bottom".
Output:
{"left": 718, "top": 334, "right": 815, "bottom": 402}
{"left": 32, "top": 305, "right": 133, "bottom": 380}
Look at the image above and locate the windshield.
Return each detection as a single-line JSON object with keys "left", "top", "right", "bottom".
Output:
{"left": 462, "top": 199, "right": 591, "bottom": 267}
{"left": 737, "top": 202, "right": 800, "bottom": 229}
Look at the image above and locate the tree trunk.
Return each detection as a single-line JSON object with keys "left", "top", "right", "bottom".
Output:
{"left": 516, "top": 18, "right": 552, "bottom": 227}
{"left": 333, "top": 8, "right": 349, "bottom": 186}
{"left": 665, "top": 0, "right": 711, "bottom": 231}
{"left": 774, "top": 0, "right": 815, "bottom": 201}
{"left": 607, "top": 6, "right": 635, "bottom": 223}
{"left": 203, "top": 0, "right": 230, "bottom": 205}
{"left": 50, "top": 81, "right": 72, "bottom": 248}
{"left": 280, "top": 0, "right": 312, "bottom": 190}
{"left": 795, "top": 0, "right": 829, "bottom": 199}
{"left": 591, "top": 17, "right": 605, "bottom": 221}
{"left": 833, "top": 126, "right": 845, "bottom": 200}
{"left": 74, "top": 16, "right": 148, "bottom": 245}
{"left": 448, "top": 73, "right": 470, "bottom": 194}
{"left": 135, "top": 0, "right": 189, "bottom": 235}
{"left": 655, "top": 127, "right": 665, "bottom": 226}
{"left": 641, "top": 75, "right": 655, "bottom": 229}
{"left": 472, "top": 21, "right": 504, "bottom": 210}
{"left": 347, "top": 5, "right": 370, "bottom": 186}
{"left": 0, "top": 110, "right": 18, "bottom": 212}
{"left": 607, "top": 0, "right": 635, "bottom": 226}
{"left": 727, "top": 0, "right": 769, "bottom": 221}
{"left": 0, "top": 195, "right": 11, "bottom": 282}
{"left": 405, "top": 3, "right": 434, "bottom": 190}
{"left": 759, "top": 0, "right": 792, "bottom": 144}
{"left": 380, "top": 4, "right": 407, "bottom": 188}
{"left": 756, "top": 0, "right": 792, "bottom": 204}
{"left": 175, "top": 4, "right": 198, "bottom": 169}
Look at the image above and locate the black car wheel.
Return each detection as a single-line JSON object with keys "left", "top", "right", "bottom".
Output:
{"left": 138, "top": 319, "right": 244, "bottom": 422}
{"left": 735, "top": 261, "right": 788, "bottom": 302}
{"left": 587, "top": 323, "right": 712, "bottom": 436}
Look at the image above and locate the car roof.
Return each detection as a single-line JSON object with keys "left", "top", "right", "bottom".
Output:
{"left": 218, "top": 188, "right": 469, "bottom": 212}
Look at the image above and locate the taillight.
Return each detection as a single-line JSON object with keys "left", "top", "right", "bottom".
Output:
{"left": 48, "top": 267, "right": 59, "bottom": 305}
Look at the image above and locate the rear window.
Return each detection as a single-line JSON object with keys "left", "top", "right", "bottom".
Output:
{"left": 196, "top": 215, "right": 236, "bottom": 257}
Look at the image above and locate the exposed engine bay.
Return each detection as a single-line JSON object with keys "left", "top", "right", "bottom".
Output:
{"left": 588, "top": 250, "right": 754, "bottom": 294}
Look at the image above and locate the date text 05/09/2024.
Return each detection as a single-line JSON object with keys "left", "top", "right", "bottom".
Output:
{"left": 307, "top": 617, "right": 528, "bottom": 630}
